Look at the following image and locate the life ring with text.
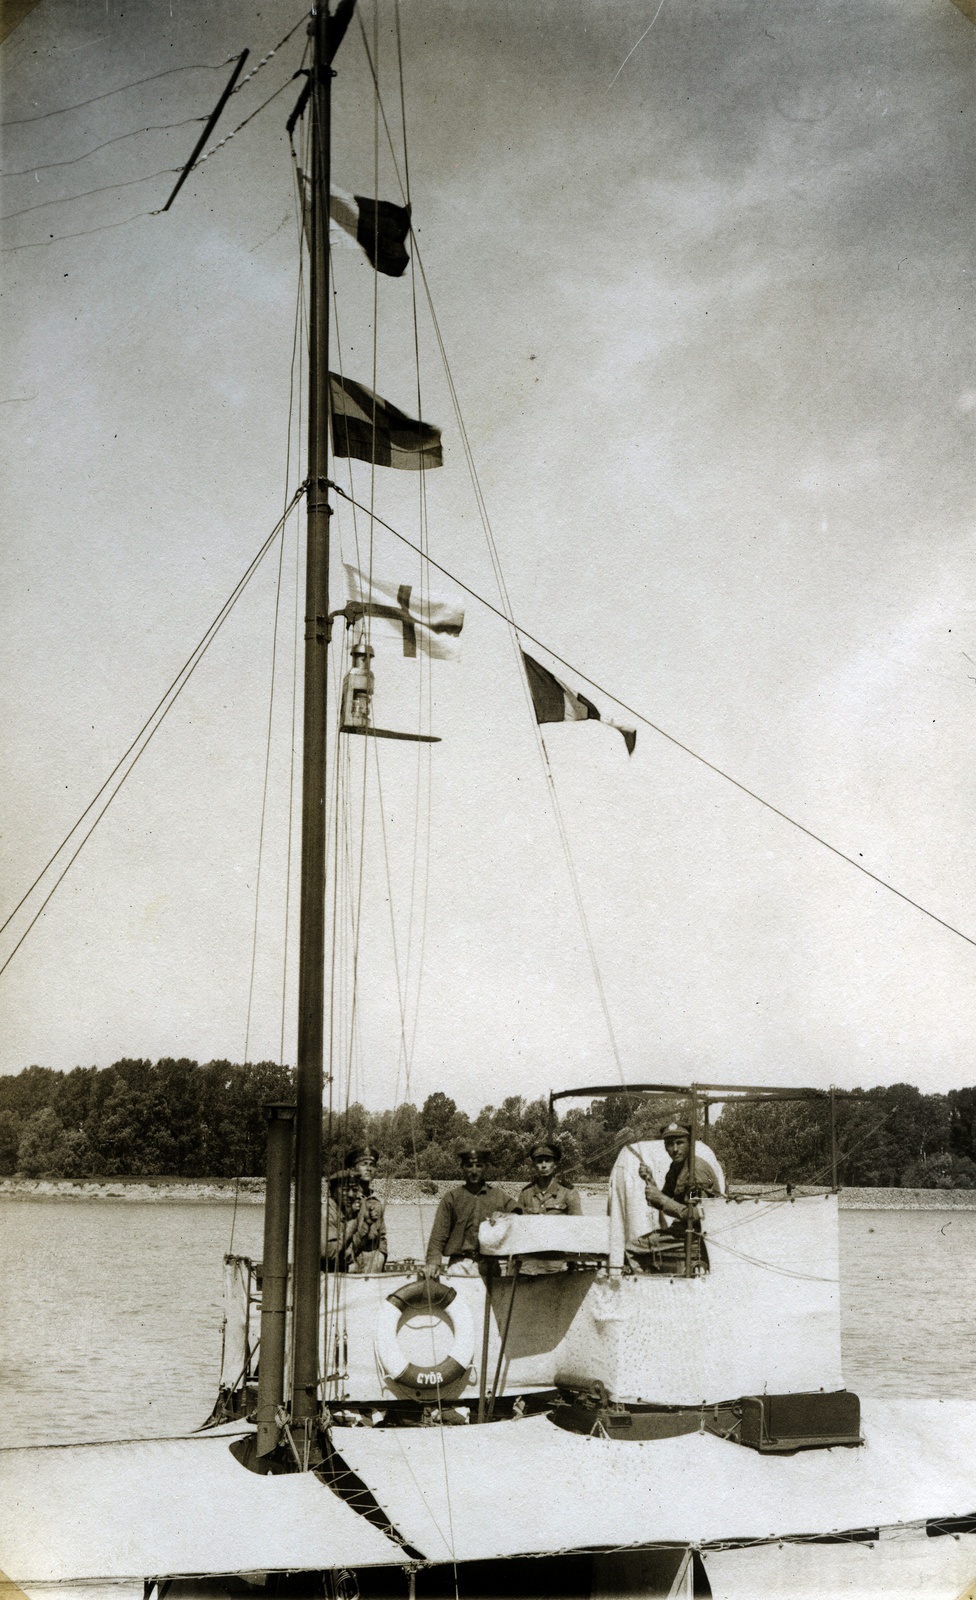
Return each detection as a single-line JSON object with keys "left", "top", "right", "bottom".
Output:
{"left": 376, "top": 1278, "right": 475, "bottom": 1397}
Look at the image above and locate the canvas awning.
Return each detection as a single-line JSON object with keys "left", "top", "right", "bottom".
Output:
{"left": 479, "top": 1214, "right": 610, "bottom": 1255}
{"left": 332, "top": 1402, "right": 976, "bottom": 1563}
{"left": 701, "top": 1530, "right": 976, "bottom": 1600}
{"left": 0, "top": 1429, "right": 405, "bottom": 1584}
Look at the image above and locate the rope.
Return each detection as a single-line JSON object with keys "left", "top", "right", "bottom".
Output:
{"left": 0, "top": 60, "right": 239, "bottom": 128}
{"left": 279, "top": 147, "right": 310, "bottom": 1066}
{"left": 356, "top": 21, "right": 632, "bottom": 1090}
{"left": 1, "top": 117, "right": 204, "bottom": 177}
{"left": 1, "top": 167, "right": 177, "bottom": 224}
{"left": 705, "top": 1234, "right": 839, "bottom": 1283}
{"left": 0, "top": 207, "right": 157, "bottom": 252}
{"left": 334, "top": 40, "right": 976, "bottom": 962}
{"left": 184, "top": 72, "right": 302, "bottom": 178}
{"left": 243, "top": 516, "right": 290, "bottom": 1066}
{"left": 230, "top": 13, "right": 311, "bottom": 95}
{"left": 228, "top": 1175, "right": 242, "bottom": 1254}
{"left": 326, "top": 484, "right": 976, "bottom": 961}
{"left": 244, "top": 208, "right": 307, "bottom": 1066}
{"left": 0, "top": 487, "right": 306, "bottom": 980}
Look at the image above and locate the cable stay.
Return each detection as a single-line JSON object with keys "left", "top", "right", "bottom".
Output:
{"left": 0, "top": 58, "right": 241, "bottom": 129}
{"left": 0, "top": 485, "right": 307, "bottom": 979}
{"left": 328, "top": 482, "right": 976, "bottom": 961}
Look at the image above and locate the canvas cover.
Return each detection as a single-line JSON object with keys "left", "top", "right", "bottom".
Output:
{"left": 555, "top": 1194, "right": 844, "bottom": 1403}
{"left": 0, "top": 1430, "right": 403, "bottom": 1584}
{"left": 701, "top": 1530, "right": 976, "bottom": 1600}
{"left": 332, "top": 1403, "right": 976, "bottom": 1562}
{"left": 479, "top": 1214, "right": 610, "bottom": 1256}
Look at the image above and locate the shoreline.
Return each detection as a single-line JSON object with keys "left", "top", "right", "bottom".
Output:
{"left": 2, "top": 1177, "right": 976, "bottom": 1208}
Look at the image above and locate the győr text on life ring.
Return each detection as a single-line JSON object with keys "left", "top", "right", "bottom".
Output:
{"left": 375, "top": 1277, "right": 475, "bottom": 1397}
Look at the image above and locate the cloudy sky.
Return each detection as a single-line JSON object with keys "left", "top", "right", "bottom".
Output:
{"left": 2, "top": 0, "right": 975, "bottom": 1111}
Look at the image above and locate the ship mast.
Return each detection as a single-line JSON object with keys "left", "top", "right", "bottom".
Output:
{"left": 291, "top": 0, "right": 336, "bottom": 1434}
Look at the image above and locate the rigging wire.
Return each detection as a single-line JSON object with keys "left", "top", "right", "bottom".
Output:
{"left": 357, "top": 19, "right": 630, "bottom": 1088}
{"left": 230, "top": 13, "right": 311, "bottom": 95}
{"left": 327, "top": 483, "right": 976, "bottom": 961}
{"left": 174, "top": 71, "right": 303, "bottom": 182}
{"left": 243, "top": 152, "right": 309, "bottom": 1067}
{"left": 331, "top": 40, "right": 976, "bottom": 964}
{"left": 0, "top": 207, "right": 157, "bottom": 251}
{"left": 0, "top": 59, "right": 240, "bottom": 128}
{"left": 340, "top": 2, "right": 383, "bottom": 1133}
{"left": 0, "top": 488, "right": 306, "bottom": 980}
{"left": 243, "top": 499, "right": 292, "bottom": 1065}
{"left": 279, "top": 139, "right": 311, "bottom": 1068}
{"left": 394, "top": 0, "right": 436, "bottom": 1098}
{"left": 1, "top": 166, "right": 177, "bottom": 223}
{"left": 704, "top": 1234, "right": 838, "bottom": 1283}
{"left": 1, "top": 117, "right": 204, "bottom": 177}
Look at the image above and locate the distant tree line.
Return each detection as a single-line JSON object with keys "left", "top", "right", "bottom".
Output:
{"left": 711, "top": 1084, "right": 976, "bottom": 1190}
{"left": 1, "top": 1063, "right": 975, "bottom": 1188}
{"left": 0, "top": 1060, "right": 292, "bottom": 1180}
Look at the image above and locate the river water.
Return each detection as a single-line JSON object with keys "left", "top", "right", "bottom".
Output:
{"left": 1, "top": 1197, "right": 974, "bottom": 1450}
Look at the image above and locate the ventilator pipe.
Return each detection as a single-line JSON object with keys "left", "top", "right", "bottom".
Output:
{"left": 256, "top": 1102, "right": 295, "bottom": 1458}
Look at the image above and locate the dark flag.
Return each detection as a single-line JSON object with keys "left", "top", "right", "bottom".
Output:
{"left": 523, "top": 652, "right": 636, "bottom": 754}
{"left": 329, "top": 374, "right": 443, "bottom": 470}
{"left": 330, "top": 187, "right": 411, "bottom": 278}
{"left": 298, "top": 177, "right": 411, "bottom": 277}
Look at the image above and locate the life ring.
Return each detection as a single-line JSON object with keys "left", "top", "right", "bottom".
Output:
{"left": 375, "top": 1278, "right": 475, "bottom": 1397}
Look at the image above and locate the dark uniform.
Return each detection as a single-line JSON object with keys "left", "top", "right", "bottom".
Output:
{"left": 425, "top": 1182, "right": 516, "bottom": 1268}
{"left": 323, "top": 1181, "right": 387, "bottom": 1273}
{"left": 627, "top": 1140, "right": 719, "bottom": 1272}
{"left": 661, "top": 1154, "right": 719, "bottom": 1214}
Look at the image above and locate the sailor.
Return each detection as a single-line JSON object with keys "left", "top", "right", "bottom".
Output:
{"left": 322, "top": 1155, "right": 387, "bottom": 1274}
{"left": 424, "top": 1147, "right": 517, "bottom": 1277}
{"left": 346, "top": 1143, "right": 387, "bottom": 1267}
{"left": 640, "top": 1121, "right": 719, "bottom": 1231}
{"left": 517, "top": 1139, "right": 582, "bottom": 1215}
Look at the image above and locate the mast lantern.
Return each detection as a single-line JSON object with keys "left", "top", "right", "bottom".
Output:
{"left": 340, "top": 636, "right": 375, "bottom": 732}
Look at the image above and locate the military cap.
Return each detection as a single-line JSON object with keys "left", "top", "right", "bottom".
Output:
{"left": 345, "top": 1145, "right": 380, "bottom": 1167}
{"left": 529, "top": 1139, "right": 562, "bottom": 1163}
{"left": 457, "top": 1146, "right": 493, "bottom": 1165}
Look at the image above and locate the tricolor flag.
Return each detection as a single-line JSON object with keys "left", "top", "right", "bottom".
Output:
{"left": 329, "top": 374, "right": 442, "bottom": 471}
{"left": 344, "top": 564, "right": 464, "bottom": 661}
{"left": 330, "top": 186, "right": 411, "bottom": 278}
{"left": 522, "top": 653, "right": 636, "bottom": 754}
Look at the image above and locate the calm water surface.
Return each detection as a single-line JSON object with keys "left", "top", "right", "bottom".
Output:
{"left": 1, "top": 1199, "right": 974, "bottom": 1449}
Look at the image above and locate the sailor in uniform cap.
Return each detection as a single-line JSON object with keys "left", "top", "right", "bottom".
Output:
{"left": 517, "top": 1139, "right": 582, "bottom": 1215}
{"left": 322, "top": 1145, "right": 387, "bottom": 1273}
{"left": 516, "top": 1138, "right": 583, "bottom": 1275}
{"left": 424, "top": 1146, "right": 517, "bottom": 1277}
{"left": 639, "top": 1122, "right": 719, "bottom": 1231}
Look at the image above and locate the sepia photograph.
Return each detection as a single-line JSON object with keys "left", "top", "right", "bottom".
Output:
{"left": 2, "top": 1, "right": 976, "bottom": 1596}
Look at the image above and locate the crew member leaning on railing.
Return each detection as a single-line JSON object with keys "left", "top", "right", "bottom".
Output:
{"left": 423, "top": 1147, "right": 517, "bottom": 1277}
